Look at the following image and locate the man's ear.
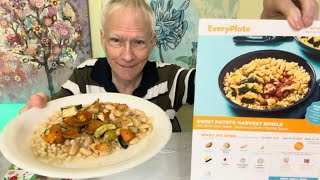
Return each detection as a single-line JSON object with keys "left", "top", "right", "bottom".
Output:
{"left": 100, "top": 29, "right": 106, "bottom": 51}
{"left": 151, "top": 32, "right": 157, "bottom": 47}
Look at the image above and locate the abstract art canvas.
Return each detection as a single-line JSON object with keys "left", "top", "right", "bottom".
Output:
{"left": 0, "top": 0, "right": 92, "bottom": 102}
{"left": 146, "top": 0, "right": 239, "bottom": 68}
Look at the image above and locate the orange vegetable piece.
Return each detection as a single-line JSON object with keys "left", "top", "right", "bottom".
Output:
{"left": 120, "top": 129, "right": 135, "bottom": 142}
{"left": 84, "top": 120, "right": 106, "bottom": 135}
{"left": 63, "top": 127, "right": 80, "bottom": 139}
{"left": 43, "top": 123, "right": 65, "bottom": 144}
{"left": 63, "top": 115, "right": 91, "bottom": 127}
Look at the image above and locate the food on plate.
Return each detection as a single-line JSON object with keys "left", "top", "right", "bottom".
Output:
{"left": 297, "top": 36, "right": 320, "bottom": 49}
{"left": 223, "top": 143, "right": 230, "bottom": 149}
{"left": 205, "top": 142, "right": 213, "bottom": 148}
{"left": 31, "top": 99, "right": 153, "bottom": 164}
{"left": 257, "top": 158, "right": 264, "bottom": 164}
{"left": 223, "top": 57, "right": 310, "bottom": 110}
{"left": 204, "top": 156, "right": 212, "bottom": 163}
{"left": 294, "top": 142, "right": 304, "bottom": 151}
{"left": 240, "top": 144, "right": 248, "bottom": 149}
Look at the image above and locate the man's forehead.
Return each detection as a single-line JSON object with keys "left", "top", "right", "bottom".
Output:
{"left": 106, "top": 7, "right": 149, "bottom": 24}
{"left": 104, "top": 7, "right": 151, "bottom": 29}
{"left": 107, "top": 32, "right": 149, "bottom": 39}
{"left": 104, "top": 22, "right": 152, "bottom": 38}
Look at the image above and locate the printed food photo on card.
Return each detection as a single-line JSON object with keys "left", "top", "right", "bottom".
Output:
{"left": 191, "top": 19, "right": 320, "bottom": 180}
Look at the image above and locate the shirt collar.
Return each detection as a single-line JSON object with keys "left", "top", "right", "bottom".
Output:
{"left": 91, "top": 58, "right": 159, "bottom": 97}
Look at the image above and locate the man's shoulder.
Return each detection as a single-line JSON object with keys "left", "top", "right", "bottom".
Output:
{"left": 76, "top": 58, "right": 106, "bottom": 69}
{"left": 154, "top": 61, "right": 177, "bottom": 68}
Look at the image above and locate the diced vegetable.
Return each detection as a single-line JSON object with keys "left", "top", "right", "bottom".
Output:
{"left": 76, "top": 111, "right": 92, "bottom": 122}
{"left": 85, "top": 120, "right": 106, "bottom": 135}
{"left": 93, "top": 124, "right": 117, "bottom": 138}
{"left": 63, "top": 115, "right": 91, "bottom": 127}
{"left": 103, "top": 130, "right": 117, "bottom": 141}
{"left": 61, "top": 106, "right": 78, "bottom": 118}
{"left": 96, "top": 113, "right": 105, "bottom": 121}
{"left": 118, "top": 135, "right": 128, "bottom": 149}
{"left": 62, "top": 127, "right": 80, "bottom": 139}
{"left": 120, "top": 129, "right": 135, "bottom": 143}
{"left": 43, "top": 124, "right": 65, "bottom": 144}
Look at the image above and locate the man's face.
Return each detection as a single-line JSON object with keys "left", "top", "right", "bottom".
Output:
{"left": 100, "top": 7, "right": 156, "bottom": 82}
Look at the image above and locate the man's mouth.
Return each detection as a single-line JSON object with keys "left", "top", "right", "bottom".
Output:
{"left": 119, "top": 64, "right": 135, "bottom": 69}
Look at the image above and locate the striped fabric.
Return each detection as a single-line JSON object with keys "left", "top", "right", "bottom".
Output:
{"left": 52, "top": 58, "right": 195, "bottom": 132}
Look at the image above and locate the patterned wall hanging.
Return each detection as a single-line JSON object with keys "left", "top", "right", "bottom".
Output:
{"left": 0, "top": 0, "right": 92, "bottom": 102}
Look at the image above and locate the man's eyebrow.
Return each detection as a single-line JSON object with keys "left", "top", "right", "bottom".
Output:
{"left": 108, "top": 34, "right": 148, "bottom": 40}
{"left": 132, "top": 37, "right": 147, "bottom": 40}
{"left": 108, "top": 34, "right": 120, "bottom": 38}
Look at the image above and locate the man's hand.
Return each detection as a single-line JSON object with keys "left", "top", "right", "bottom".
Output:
{"left": 19, "top": 92, "right": 49, "bottom": 114}
{"left": 261, "top": 0, "right": 319, "bottom": 30}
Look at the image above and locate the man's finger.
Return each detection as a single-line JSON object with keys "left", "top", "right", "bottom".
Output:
{"left": 29, "top": 94, "right": 47, "bottom": 108}
{"left": 284, "top": 1, "right": 304, "bottom": 29}
{"left": 19, "top": 104, "right": 31, "bottom": 114}
{"left": 298, "top": 0, "right": 318, "bottom": 27}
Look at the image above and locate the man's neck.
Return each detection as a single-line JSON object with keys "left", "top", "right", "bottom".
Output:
{"left": 112, "top": 74, "right": 143, "bottom": 95}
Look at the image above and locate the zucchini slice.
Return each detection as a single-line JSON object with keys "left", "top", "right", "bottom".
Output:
{"left": 61, "top": 105, "right": 78, "bottom": 118}
{"left": 118, "top": 135, "right": 128, "bottom": 149}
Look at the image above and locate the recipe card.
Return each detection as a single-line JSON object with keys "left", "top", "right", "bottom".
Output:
{"left": 191, "top": 19, "right": 320, "bottom": 180}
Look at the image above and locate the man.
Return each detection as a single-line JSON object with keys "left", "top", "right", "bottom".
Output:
{"left": 20, "top": 0, "right": 319, "bottom": 132}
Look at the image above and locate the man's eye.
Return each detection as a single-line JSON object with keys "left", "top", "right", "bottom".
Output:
{"left": 110, "top": 38, "right": 120, "bottom": 43}
{"left": 134, "top": 40, "right": 145, "bottom": 45}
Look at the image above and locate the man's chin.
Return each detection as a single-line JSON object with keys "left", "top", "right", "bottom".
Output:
{"left": 119, "top": 74, "right": 137, "bottom": 81}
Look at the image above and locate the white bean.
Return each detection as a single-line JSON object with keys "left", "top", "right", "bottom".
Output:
{"left": 116, "top": 128, "right": 121, "bottom": 136}
{"left": 109, "top": 113, "right": 116, "bottom": 121}
{"left": 134, "top": 109, "right": 145, "bottom": 116}
{"left": 69, "top": 141, "right": 80, "bottom": 155}
{"left": 79, "top": 148, "right": 92, "bottom": 156}
{"left": 64, "top": 139, "right": 70, "bottom": 146}
{"left": 62, "top": 145, "right": 71, "bottom": 153}
{"left": 135, "top": 132, "right": 146, "bottom": 140}
{"left": 139, "top": 116, "right": 148, "bottom": 123}
{"left": 129, "top": 137, "right": 140, "bottom": 145}
{"left": 105, "top": 104, "right": 115, "bottom": 111}
{"left": 70, "top": 139, "right": 75, "bottom": 145}
{"left": 113, "top": 110, "right": 122, "bottom": 117}
{"left": 138, "top": 124, "right": 150, "bottom": 129}
{"left": 147, "top": 124, "right": 153, "bottom": 134}
{"left": 132, "top": 118, "right": 141, "bottom": 127}
{"left": 129, "top": 127, "right": 138, "bottom": 133}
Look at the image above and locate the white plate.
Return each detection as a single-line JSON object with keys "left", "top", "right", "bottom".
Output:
{"left": 0, "top": 93, "right": 172, "bottom": 179}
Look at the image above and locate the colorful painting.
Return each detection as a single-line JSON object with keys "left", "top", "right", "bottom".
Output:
{"left": 147, "top": 0, "right": 239, "bottom": 68}
{"left": 0, "top": 0, "right": 91, "bottom": 102}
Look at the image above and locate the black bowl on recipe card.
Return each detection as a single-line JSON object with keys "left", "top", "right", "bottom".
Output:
{"left": 294, "top": 36, "right": 320, "bottom": 58}
{"left": 218, "top": 50, "right": 319, "bottom": 118}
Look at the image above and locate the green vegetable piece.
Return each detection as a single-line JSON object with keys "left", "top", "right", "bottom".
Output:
{"left": 118, "top": 135, "right": 128, "bottom": 149}
{"left": 103, "top": 129, "right": 117, "bottom": 141}
{"left": 241, "top": 97, "right": 255, "bottom": 104}
{"left": 238, "top": 86, "right": 249, "bottom": 95}
{"left": 93, "top": 124, "right": 117, "bottom": 138}
{"left": 61, "top": 105, "right": 78, "bottom": 118}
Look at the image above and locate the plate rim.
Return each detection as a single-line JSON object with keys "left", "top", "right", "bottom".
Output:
{"left": 0, "top": 92, "right": 172, "bottom": 179}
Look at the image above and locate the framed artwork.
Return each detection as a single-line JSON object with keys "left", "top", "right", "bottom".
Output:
{"left": 0, "top": 0, "right": 92, "bottom": 102}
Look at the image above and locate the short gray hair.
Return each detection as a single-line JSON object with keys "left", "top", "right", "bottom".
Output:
{"left": 101, "top": 0, "right": 156, "bottom": 34}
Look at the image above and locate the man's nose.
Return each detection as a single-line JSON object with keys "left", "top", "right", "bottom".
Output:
{"left": 121, "top": 41, "right": 134, "bottom": 62}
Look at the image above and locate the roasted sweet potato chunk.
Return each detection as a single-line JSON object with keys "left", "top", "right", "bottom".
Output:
{"left": 76, "top": 111, "right": 93, "bottom": 122}
{"left": 84, "top": 120, "right": 106, "bottom": 135}
{"left": 43, "top": 123, "right": 65, "bottom": 144}
{"left": 63, "top": 115, "right": 91, "bottom": 127}
{"left": 62, "top": 127, "right": 80, "bottom": 139}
